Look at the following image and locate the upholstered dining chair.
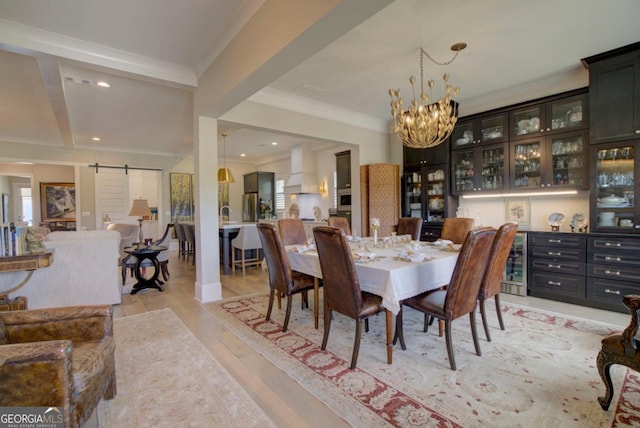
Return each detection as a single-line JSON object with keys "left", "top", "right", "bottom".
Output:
{"left": 395, "top": 227, "right": 496, "bottom": 370}
{"left": 107, "top": 223, "right": 139, "bottom": 259}
{"left": 478, "top": 222, "right": 518, "bottom": 341}
{"left": 313, "top": 226, "right": 390, "bottom": 369}
{"left": 257, "top": 223, "right": 317, "bottom": 332}
{"left": 440, "top": 217, "right": 474, "bottom": 244}
{"left": 328, "top": 216, "right": 351, "bottom": 236}
{"left": 397, "top": 217, "right": 423, "bottom": 240}
{"left": 278, "top": 218, "right": 307, "bottom": 246}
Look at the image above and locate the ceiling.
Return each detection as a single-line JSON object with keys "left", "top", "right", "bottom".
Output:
{"left": 1, "top": 0, "right": 640, "bottom": 166}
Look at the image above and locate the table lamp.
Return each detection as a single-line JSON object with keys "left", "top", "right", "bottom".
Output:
{"left": 128, "top": 198, "right": 151, "bottom": 244}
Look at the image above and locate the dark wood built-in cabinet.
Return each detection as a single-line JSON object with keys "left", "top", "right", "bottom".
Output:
{"left": 451, "top": 112, "right": 508, "bottom": 149}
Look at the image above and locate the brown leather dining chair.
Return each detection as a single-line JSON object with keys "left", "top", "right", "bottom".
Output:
{"left": 395, "top": 227, "right": 496, "bottom": 370}
{"left": 278, "top": 218, "right": 307, "bottom": 245}
{"left": 313, "top": 226, "right": 390, "bottom": 369}
{"left": 327, "top": 216, "right": 351, "bottom": 236}
{"left": 397, "top": 217, "right": 423, "bottom": 240}
{"left": 478, "top": 222, "right": 518, "bottom": 341}
{"left": 257, "top": 223, "right": 316, "bottom": 332}
{"left": 440, "top": 217, "right": 474, "bottom": 244}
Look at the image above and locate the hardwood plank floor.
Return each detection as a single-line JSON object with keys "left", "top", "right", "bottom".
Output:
{"left": 114, "top": 250, "right": 628, "bottom": 426}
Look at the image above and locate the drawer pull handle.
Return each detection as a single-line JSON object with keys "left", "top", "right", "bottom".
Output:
{"left": 548, "top": 280, "right": 562, "bottom": 286}
{"left": 605, "top": 256, "right": 621, "bottom": 262}
{"left": 548, "top": 239, "right": 562, "bottom": 243}
{"left": 604, "top": 289, "right": 621, "bottom": 295}
{"left": 604, "top": 242, "right": 621, "bottom": 247}
{"left": 547, "top": 263, "right": 562, "bottom": 269}
{"left": 604, "top": 270, "right": 621, "bottom": 276}
{"left": 548, "top": 251, "right": 561, "bottom": 256}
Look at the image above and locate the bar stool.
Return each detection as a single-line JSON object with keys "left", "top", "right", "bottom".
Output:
{"left": 231, "top": 224, "right": 263, "bottom": 275}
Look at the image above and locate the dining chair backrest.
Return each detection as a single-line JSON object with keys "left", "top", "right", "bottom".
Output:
{"left": 441, "top": 217, "right": 474, "bottom": 244}
{"left": 174, "top": 221, "right": 185, "bottom": 241}
{"left": 107, "top": 223, "right": 139, "bottom": 259}
{"left": 278, "top": 218, "right": 307, "bottom": 246}
{"left": 397, "top": 217, "right": 422, "bottom": 240}
{"left": 313, "top": 226, "right": 362, "bottom": 319}
{"left": 443, "top": 227, "right": 496, "bottom": 320}
{"left": 478, "top": 222, "right": 518, "bottom": 301}
{"left": 327, "top": 217, "right": 351, "bottom": 236}
{"left": 257, "top": 223, "right": 294, "bottom": 295}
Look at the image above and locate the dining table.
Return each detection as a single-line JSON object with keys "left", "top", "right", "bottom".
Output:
{"left": 286, "top": 236, "right": 459, "bottom": 363}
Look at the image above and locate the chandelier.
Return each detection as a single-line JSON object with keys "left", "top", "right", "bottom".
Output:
{"left": 218, "top": 133, "right": 235, "bottom": 183}
{"left": 389, "top": 43, "right": 466, "bottom": 148}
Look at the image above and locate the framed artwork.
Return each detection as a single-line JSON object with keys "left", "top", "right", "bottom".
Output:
{"left": 40, "top": 182, "right": 76, "bottom": 222}
{"left": 505, "top": 198, "right": 530, "bottom": 226}
{"left": 170, "top": 173, "right": 193, "bottom": 222}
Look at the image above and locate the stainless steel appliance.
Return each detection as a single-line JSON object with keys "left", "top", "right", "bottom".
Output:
{"left": 242, "top": 193, "right": 258, "bottom": 222}
{"left": 501, "top": 232, "right": 527, "bottom": 296}
{"left": 337, "top": 189, "right": 352, "bottom": 211}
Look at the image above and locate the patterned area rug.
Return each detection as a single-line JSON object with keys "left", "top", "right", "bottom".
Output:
{"left": 97, "top": 308, "right": 276, "bottom": 428}
{"left": 205, "top": 294, "right": 640, "bottom": 427}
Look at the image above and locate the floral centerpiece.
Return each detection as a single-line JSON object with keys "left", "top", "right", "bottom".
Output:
{"left": 260, "top": 199, "right": 273, "bottom": 219}
{"left": 370, "top": 217, "right": 380, "bottom": 245}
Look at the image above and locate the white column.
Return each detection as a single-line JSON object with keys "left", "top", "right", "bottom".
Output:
{"left": 194, "top": 116, "right": 222, "bottom": 303}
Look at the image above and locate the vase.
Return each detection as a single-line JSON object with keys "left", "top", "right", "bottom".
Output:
{"left": 373, "top": 229, "right": 378, "bottom": 246}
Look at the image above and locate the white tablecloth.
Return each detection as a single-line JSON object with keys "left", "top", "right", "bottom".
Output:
{"left": 287, "top": 242, "right": 458, "bottom": 314}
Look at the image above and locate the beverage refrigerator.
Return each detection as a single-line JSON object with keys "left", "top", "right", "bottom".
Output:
{"left": 501, "top": 232, "right": 527, "bottom": 296}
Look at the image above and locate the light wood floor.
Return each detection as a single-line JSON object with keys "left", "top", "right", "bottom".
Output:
{"left": 114, "top": 251, "right": 629, "bottom": 427}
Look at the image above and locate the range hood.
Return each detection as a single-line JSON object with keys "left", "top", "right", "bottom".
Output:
{"left": 284, "top": 145, "right": 319, "bottom": 194}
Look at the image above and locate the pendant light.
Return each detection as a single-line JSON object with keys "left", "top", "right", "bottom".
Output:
{"left": 218, "top": 133, "right": 235, "bottom": 183}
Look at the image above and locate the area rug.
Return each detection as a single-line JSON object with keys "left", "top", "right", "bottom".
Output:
{"left": 97, "top": 308, "right": 276, "bottom": 428}
{"left": 205, "top": 294, "right": 640, "bottom": 427}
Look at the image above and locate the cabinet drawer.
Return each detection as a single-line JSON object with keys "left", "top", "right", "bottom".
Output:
{"left": 530, "top": 260, "right": 585, "bottom": 275}
{"left": 529, "top": 233, "right": 584, "bottom": 248}
{"left": 587, "top": 263, "right": 640, "bottom": 282}
{"left": 529, "top": 271, "right": 585, "bottom": 299}
{"left": 529, "top": 246, "right": 586, "bottom": 262}
{"left": 586, "top": 277, "right": 640, "bottom": 313}
{"left": 590, "top": 236, "right": 640, "bottom": 251}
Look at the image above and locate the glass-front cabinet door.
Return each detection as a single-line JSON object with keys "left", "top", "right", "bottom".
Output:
{"left": 452, "top": 149, "right": 475, "bottom": 193}
{"left": 452, "top": 144, "right": 507, "bottom": 195}
{"left": 451, "top": 112, "right": 508, "bottom": 149}
{"left": 425, "top": 165, "right": 446, "bottom": 223}
{"left": 403, "top": 167, "right": 423, "bottom": 219}
{"left": 480, "top": 144, "right": 507, "bottom": 191}
{"left": 510, "top": 92, "right": 587, "bottom": 139}
{"left": 592, "top": 143, "right": 637, "bottom": 232}
{"left": 512, "top": 139, "right": 544, "bottom": 189}
{"left": 511, "top": 130, "right": 588, "bottom": 191}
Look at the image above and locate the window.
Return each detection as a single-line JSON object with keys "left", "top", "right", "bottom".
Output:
{"left": 333, "top": 172, "right": 337, "bottom": 208}
{"left": 275, "top": 179, "right": 285, "bottom": 211}
{"left": 20, "top": 186, "right": 32, "bottom": 225}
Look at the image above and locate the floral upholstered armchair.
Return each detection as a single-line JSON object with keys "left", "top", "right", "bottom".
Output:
{"left": 0, "top": 305, "right": 116, "bottom": 427}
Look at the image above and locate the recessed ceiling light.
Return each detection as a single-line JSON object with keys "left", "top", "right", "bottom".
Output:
{"left": 92, "top": 137, "right": 101, "bottom": 141}
{"left": 271, "top": 141, "right": 278, "bottom": 146}
{"left": 96, "top": 81, "right": 111, "bottom": 88}
{"left": 240, "top": 153, "right": 246, "bottom": 157}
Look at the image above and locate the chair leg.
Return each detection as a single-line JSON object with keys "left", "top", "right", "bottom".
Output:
{"left": 242, "top": 249, "right": 246, "bottom": 275}
{"left": 121, "top": 265, "right": 126, "bottom": 286}
{"left": 470, "top": 311, "right": 482, "bottom": 357}
{"left": 438, "top": 320, "right": 444, "bottom": 337}
{"left": 283, "top": 295, "right": 293, "bottom": 332}
{"left": 495, "top": 294, "right": 505, "bottom": 331}
{"left": 364, "top": 318, "right": 369, "bottom": 333}
{"left": 351, "top": 319, "right": 363, "bottom": 369}
{"left": 597, "top": 350, "right": 615, "bottom": 410}
{"left": 393, "top": 307, "right": 406, "bottom": 350}
{"left": 423, "top": 314, "right": 429, "bottom": 332}
{"left": 266, "top": 287, "right": 275, "bottom": 321}
{"left": 444, "top": 320, "right": 456, "bottom": 371}
{"left": 161, "top": 262, "right": 170, "bottom": 281}
{"left": 479, "top": 297, "right": 491, "bottom": 342}
{"left": 321, "top": 306, "right": 332, "bottom": 351}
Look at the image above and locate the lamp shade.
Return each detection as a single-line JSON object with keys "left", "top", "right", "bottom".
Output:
{"left": 129, "top": 199, "right": 151, "bottom": 218}
{"left": 217, "top": 167, "right": 235, "bottom": 183}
